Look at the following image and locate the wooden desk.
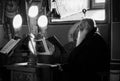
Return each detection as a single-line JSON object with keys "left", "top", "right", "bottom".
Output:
{"left": 5, "top": 63, "right": 61, "bottom": 81}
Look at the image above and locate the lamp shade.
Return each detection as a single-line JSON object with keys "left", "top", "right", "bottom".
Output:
{"left": 13, "top": 14, "right": 22, "bottom": 31}
{"left": 37, "top": 15, "right": 48, "bottom": 30}
{"left": 28, "top": 5, "right": 39, "bottom": 18}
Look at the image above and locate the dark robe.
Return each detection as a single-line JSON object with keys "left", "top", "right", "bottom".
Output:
{"left": 62, "top": 30, "right": 110, "bottom": 81}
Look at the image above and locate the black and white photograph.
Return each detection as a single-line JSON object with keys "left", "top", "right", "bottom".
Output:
{"left": 0, "top": 0, "right": 119, "bottom": 81}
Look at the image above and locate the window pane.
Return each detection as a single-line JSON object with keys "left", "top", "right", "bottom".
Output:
{"left": 55, "top": 0, "right": 89, "bottom": 18}
{"left": 86, "top": 9, "right": 105, "bottom": 21}
{"left": 52, "top": 9, "right": 105, "bottom": 22}
{"left": 50, "top": 0, "right": 106, "bottom": 22}
{"left": 95, "top": 0, "right": 105, "bottom": 3}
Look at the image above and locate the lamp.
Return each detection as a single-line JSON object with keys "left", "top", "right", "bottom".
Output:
{"left": 28, "top": 33, "right": 37, "bottom": 66}
{"left": 28, "top": 5, "right": 39, "bottom": 18}
{"left": 28, "top": 15, "right": 48, "bottom": 55}
{"left": 27, "top": 4, "right": 39, "bottom": 66}
{"left": 13, "top": 14, "right": 23, "bottom": 38}
{"left": 36, "top": 15, "right": 51, "bottom": 55}
{"left": 13, "top": 14, "right": 22, "bottom": 31}
{"left": 37, "top": 15, "right": 48, "bottom": 30}
{"left": 27, "top": 14, "right": 49, "bottom": 65}
{"left": 37, "top": 15, "right": 48, "bottom": 37}
{"left": 27, "top": 3, "right": 39, "bottom": 35}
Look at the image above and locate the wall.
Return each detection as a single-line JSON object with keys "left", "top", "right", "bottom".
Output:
{"left": 0, "top": 22, "right": 111, "bottom": 49}
{"left": 110, "top": 0, "right": 120, "bottom": 80}
{"left": 111, "top": 23, "right": 120, "bottom": 60}
{"left": 0, "top": 25, "right": 8, "bottom": 49}
{"left": 110, "top": 23, "right": 120, "bottom": 81}
{"left": 47, "top": 23, "right": 111, "bottom": 46}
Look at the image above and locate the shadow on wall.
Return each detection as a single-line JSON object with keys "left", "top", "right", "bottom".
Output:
{"left": 47, "top": 24, "right": 72, "bottom": 45}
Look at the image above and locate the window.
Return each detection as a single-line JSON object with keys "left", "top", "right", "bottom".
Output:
{"left": 95, "top": 0, "right": 105, "bottom": 3}
{"left": 49, "top": 0, "right": 106, "bottom": 23}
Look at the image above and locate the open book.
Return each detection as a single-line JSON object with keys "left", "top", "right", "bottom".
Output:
{"left": 47, "top": 35, "right": 66, "bottom": 54}
{"left": 0, "top": 39, "right": 21, "bottom": 54}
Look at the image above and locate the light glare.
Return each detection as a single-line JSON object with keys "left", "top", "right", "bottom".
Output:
{"left": 28, "top": 5, "right": 39, "bottom": 18}
{"left": 28, "top": 34, "right": 36, "bottom": 54}
{"left": 37, "top": 15, "right": 48, "bottom": 29}
{"left": 13, "top": 14, "right": 22, "bottom": 30}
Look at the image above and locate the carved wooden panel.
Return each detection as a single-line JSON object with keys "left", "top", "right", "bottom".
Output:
{"left": 11, "top": 71, "right": 36, "bottom": 81}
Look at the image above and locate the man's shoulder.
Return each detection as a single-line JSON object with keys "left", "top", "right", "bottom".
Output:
{"left": 92, "top": 33, "right": 106, "bottom": 43}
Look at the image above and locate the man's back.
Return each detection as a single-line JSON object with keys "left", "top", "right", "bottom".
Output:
{"left": 67, "top": 32, "right": 110, "bottom": 81}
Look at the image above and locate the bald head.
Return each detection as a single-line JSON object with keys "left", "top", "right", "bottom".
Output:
{"left": 78, "top": 18, "right": 96, "bottom": 33}
{"left": 75, "top": 18, "right": 97, "bottom": 46}
{"left": 69, "top": 18, "right": 97, "bottom": 42}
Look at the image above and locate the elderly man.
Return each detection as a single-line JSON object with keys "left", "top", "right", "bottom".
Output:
{"left": 59, "top": 18, "right": 110, "bottom": 81}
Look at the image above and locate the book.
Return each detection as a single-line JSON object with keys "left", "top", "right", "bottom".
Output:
{"left": 47, "top": 35, "right": 67, "bottom": 54}
{"left": 0, "top": 39, "right": 21, "bottom": 54}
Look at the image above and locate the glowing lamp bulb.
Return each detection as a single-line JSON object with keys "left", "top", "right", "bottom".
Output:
{"left": 13, "top": 14, "right": 22, "bottom": 31}
{"left": 37, "top": 15, "right": 48, "bottom": 30}
{"left": 28, "top": 5, "right": 38, "bottom": 18}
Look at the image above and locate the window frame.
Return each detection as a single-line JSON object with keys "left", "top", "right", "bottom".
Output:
{"left": 91, "top": 0, "right": 105, "bottom": 9}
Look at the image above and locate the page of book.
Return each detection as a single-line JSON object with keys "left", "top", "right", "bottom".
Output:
{"left": 0, "top": 39, "right": 20, "bottom": 54}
